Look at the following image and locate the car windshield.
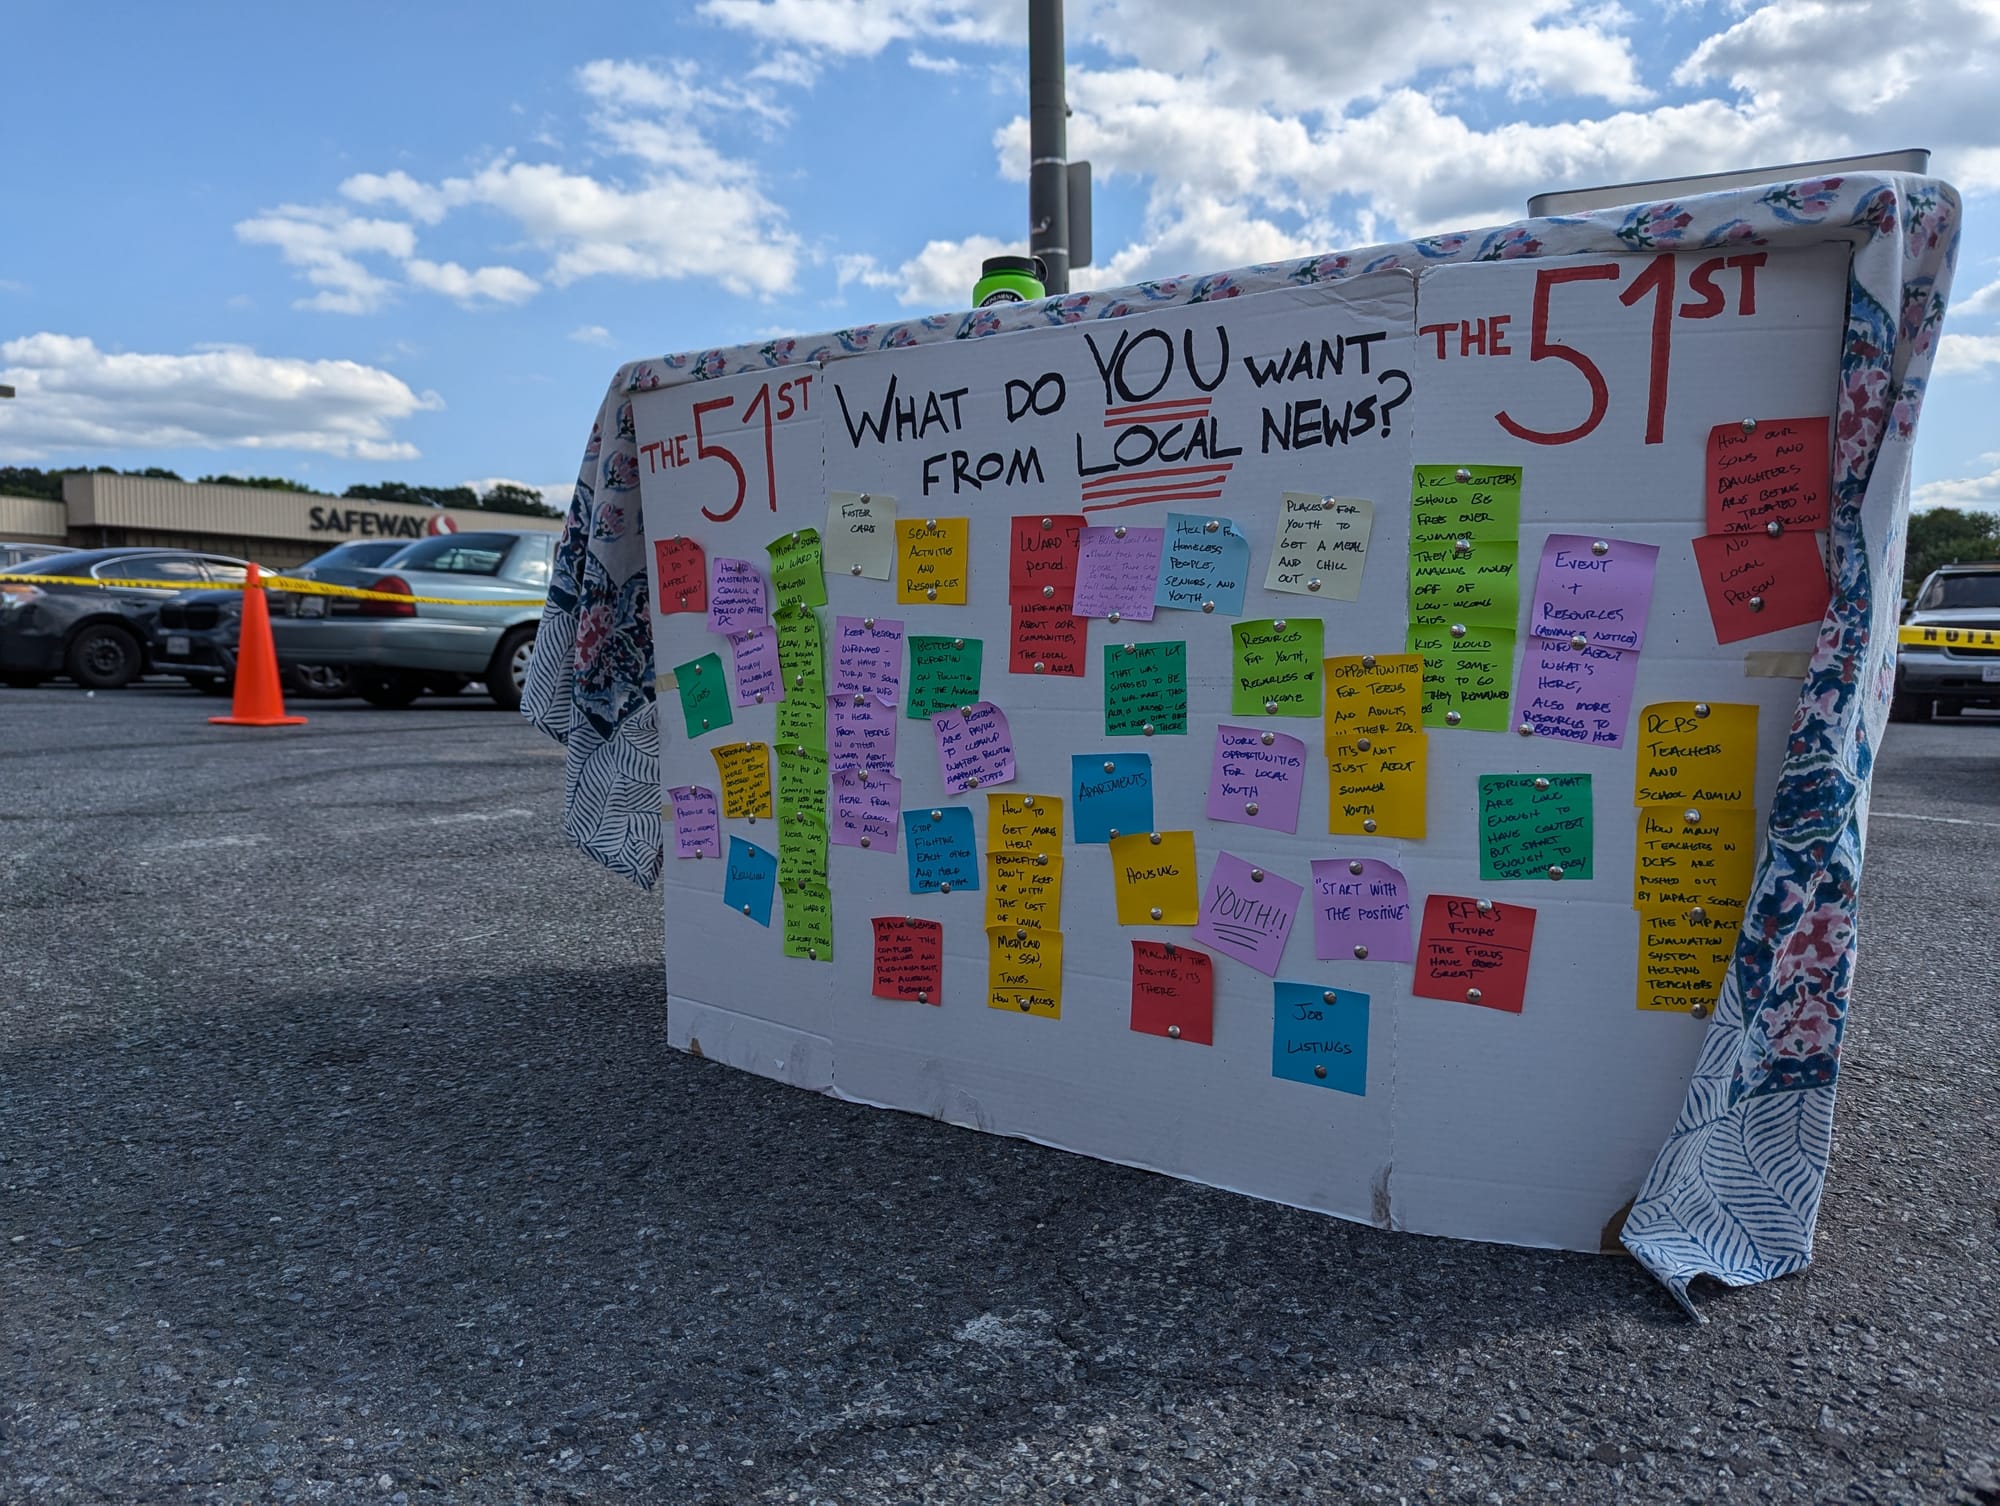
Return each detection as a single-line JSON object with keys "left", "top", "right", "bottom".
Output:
{"left": 1924, "top": 572, "right": 2000, "bottom": 609}
{"left": 7, "top": 550, "right": 118, "bottom": 576}
{"left": 380, "top": 533, "right": 516, "bottom": 576}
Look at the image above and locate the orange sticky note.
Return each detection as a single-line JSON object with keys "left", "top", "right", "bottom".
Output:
{"left": 1632, "top": 804, "right": 1756, "bottom": 911}
{"left": 1636, "top": 901, "right": 1743, "bottom": 1013}
{"left": 711, "top": 741, "right": 772, "bottom": 819}
{"left": 896, "top": 517, "right": 970, "bottom": 605}
{"left": 1634, "top": 702, "right": 1757, "bottom": 806}
{"left": 1108, "top": 830, "right": 1199, "bottom": 925}
{"left": 987, "top": 924, "right": 1063, "bottom": 1018}
{"left": 1324, "top": 652, "right": 1424, "bottom": 744}
{"left": 1326, "top": 734, "right": 1427, "bottom": 839}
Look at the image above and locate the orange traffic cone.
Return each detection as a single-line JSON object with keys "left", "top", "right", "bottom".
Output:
{"left": 209, "top": 563, "right": 307, "bottom": 727}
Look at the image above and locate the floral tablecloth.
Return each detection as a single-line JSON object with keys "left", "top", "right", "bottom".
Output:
{"left": 523, "top": 173, "right": 1960, "bottom": 1316}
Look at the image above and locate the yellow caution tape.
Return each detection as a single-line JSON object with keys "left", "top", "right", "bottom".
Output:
{"left": 1898, "top": 623, "right": 2000, "bottom": 650}
{"left": 0, "top": 571, "right": 545, "bottom": 608}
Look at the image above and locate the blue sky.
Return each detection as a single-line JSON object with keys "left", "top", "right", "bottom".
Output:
{"left": 2, "top": 0, "right": 1995, "bottom": 508}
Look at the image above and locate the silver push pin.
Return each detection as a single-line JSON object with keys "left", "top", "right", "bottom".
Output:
{"left": 1591, "top": 540, "right": 1609, "bottom": 557}
{"left": 1205, "top": 520, "right": 1221, "bottom": 534}
{"left": 1362, "top": 818, "right": 1377, "bottom": 833}
{"left": 1467, "top": 987, "right": 1483, "bottom": 1005}
{"left": 1360, "top": 655, "right": 1376, "bottom": 670}
{"left": 1149, "top": 832, "right": 1163, "bottom": 845}
{"left": 1141, "top": 723, "right": 1156, "bottom": 737}
{"left": 1454, "top": 538, "right": 1473, "bottom": 558}
{"left": 1263, "top": 700, "right": 1279, "bottom": 715}
{"left": 1454, "top": 467, "right": 1472, "bottom": 483}
{"left": 1766, "top": 520, "right": 1784, "bottom": 537}
{"left": 1042, "top": 585, "right": 1055, "bottom": 599}
{"left": 1476, "top": 899, "right": 1494, "bottom": 915}
{"left": 1684, "top": 808, "right": 1702, "bottom": 825}
{"left": 1548, "top": 865, "right": 1565, "bottom": 881}
{"left": 1108, "top": 611, "right": 1121, "bottom": 624}
{"left": 925, "top": 587, "right": 938, "bottom": 601}
{"left": 1167, "top": 1024, "right": 1182, "bottom": 1039}
{"left": 1354, "top": 944, "right": 1369, "bottom": 960}
{"left": 1748, "top": 595, "right": 1765, "bottom": 612}
{"left": 1150, "top": 906, "right": 1163, "bottom": 921}
{"left": 1032, "top": 661, "right": 1046, "bottom": 674}
{"left": 1569, "top": 634, "right": 1588, "bottom": 651}
{"left": 1517, "top": 722, "right": 1535, "bottom": 737}
{"left": 1444, "top": 710, "right": 1462, "bottom": 726}
{"left": 1348, "top": 860, "right": 1364, "bottom": 875}
{"left": 1307, "top": 579, "right": 1322, "bottom": 592}
{"left": 1202, "top": 600, "right": 1216, "bottom": 613}
{"left": 1740, "top": 417, "right": 1757, "bottom": 433}
{"left": 1260, "top": 731, "right": 1275, "bottom": 746}
{"left": 1114, "top": 526, "right": 1127, "bottom": 539}
{"left": 1693, "top": 703, "right": 1711, "bottom": 718}
{"left": 1244, "top": 802, "right": 1260, "bottom": 816}
{"left": 1450, "top": 624, "right": 1468, "bottom": 640}
{"left": 1691, "top": 1001, "right": 1712, "bottom": 1018}
{"left": 1314, "top": 1064, "right": 1328, "bottom": 1079}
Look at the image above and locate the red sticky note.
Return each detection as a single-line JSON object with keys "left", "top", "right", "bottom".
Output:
{"left": 1009, "top": 513, "right": 1085, "bottom": 607}
{"left": 871, "top": 916, "right": 943, "bottom": 1004}
{"left": 1129, "top": 940, "right": 1214, "bottom": 1044}
{"left": 1691, "top": 530, "right": 1829, "bottom": 644}
{"left": 1412, "top": 894, "right": 1536, "bottom": 1013}
{"left": 655, "top": 537, "right": 707, "bottom": 614}
{"left": 1705, "top": 417, "right": 1831, "bottom": 534}
{"left": 1010, "top": 601, "right": 1088, "bottom": 676}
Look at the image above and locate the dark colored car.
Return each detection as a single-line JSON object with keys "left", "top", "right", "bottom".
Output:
{"left": 2, "top": 542, "right": 67, "bottom": 570}
{"left": 1892, "top": 560, "right": 2000, "bottom": 720}
{"left": 0, "top": 547, "right": 253, "bottom": 689}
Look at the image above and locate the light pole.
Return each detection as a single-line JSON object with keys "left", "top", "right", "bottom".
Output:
{"left": 1028, "top": 0, "right": 1071, "bottom": 294}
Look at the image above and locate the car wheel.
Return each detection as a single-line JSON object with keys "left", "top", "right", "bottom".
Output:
{"left": 354, "top": 669, "right": 424, "bottom": 709}
{"left": 1, "top": 672, "right": 47, "bottom": 688}
{"left": 186, "top": 675, "right": 231, "bottom": 697}
{"left": 1887, "top": 682, "right": 1927, "bottom": 723}
{"left": 66, "top": 623, "right": 143, "bottom": 689}
{"left": 486, "top": 625, "right": 536, "bottom": 711}
{"left": 287, "top": 664, "right": 353, "bottom": 699}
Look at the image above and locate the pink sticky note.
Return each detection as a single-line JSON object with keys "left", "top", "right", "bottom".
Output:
{"left": 1309, "top": 858, "right": 1414, "bottom": 963}
{"left": 668, "top": 784, "right": 721, "bottom": 859}
{"left": 1071, "top": 526, "right": 1165, "bottom": 621}
{"left": 832, "top": 616, "right": 905, "bottom": 700}
{"left": 729, "top": 625, "right": 785, "bottom": 706}
{"left": 829, "top": 692, "right": 898, "bottom": 774}
{"left": 931, "top": 701, "right": 1016, "bottom": 793}
{"left": 831, "top": 768, "right": 901, "bottom": 851}
{"left": 1514, "top": 638, "right": 1640, "bottom": 747}
{"left": 707, "top": 557, "right": 769, "bottom": 633}
{"left": 1191, "top": 852, "right": 1303, "bottom": 977}
{"left": 1204, "top": 724, "right": 1306, "bottom": 833}
{"left": 1527, "top": 534, "right": 1660, "bottom": 653}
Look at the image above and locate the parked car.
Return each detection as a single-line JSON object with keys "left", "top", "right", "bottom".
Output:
{"left": 1892, "top": 560, "right": 2000, "bottom": 720}
{"left": 0, "top": 547, "right": 253, "bottom": 689}
{"left": 149, "top": 540, "right": 411, "bottom": 698}
{"left": 268, "top": 530, "right": 553, "bottom": 709}
{"left": 2, "top": 542, "right": 67, "bottom": 570}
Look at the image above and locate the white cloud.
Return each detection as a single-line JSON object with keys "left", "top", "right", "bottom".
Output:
{"left": 698, "top": 0, "right": 1016, "bottom": 58}
{"left": 1956, "top": 276, "right": 2000, "bottom": 317}
{"left": 234, "top": 205, "right": 415, "bottom": 314}
{"left": 1913, "top": 454, "right": 2000, "bottom": 511}
{"left": 1935, "top": 333, "right": 2000, "bottom": 377}
{"left": 907, "top": 49, "right": 963, "bottom": 74}
{"left": 568, "top": 324, "right": 616, "bottom": 345}
{"left": 403, "top": 258, "right": 540, "bottom": 307}
{"left": 839, "top": 234, "right": 1014, "bottom": 309}
{"left": 0, "top": 333, "right": 442, "bottom": 463}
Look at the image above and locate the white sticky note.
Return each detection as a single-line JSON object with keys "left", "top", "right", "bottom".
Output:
{"left": 1266, "top": 492, "right": 1374, "bottom": 601}
{"left": 825, "top": 490, "right": 895, "bottom": 581}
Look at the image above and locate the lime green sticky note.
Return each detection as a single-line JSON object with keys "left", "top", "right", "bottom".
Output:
{"left": 778, "top": 813, "right": 829, "bottom": 888}
{"left": 1409, "top": 465, "right": 1522, "bottom": 544}
{"left": 906, "top": 635, "right": 982, "bottom": 720}
{"left": 1407, "top": 536, "right": 1519, "bottom": 627}
{"left": 773, "top": 601, "right": 825, "bottom": 697}
{"left": 776, "top": 744, "right": 829, "bottom": 814}
{"left": 672, "top": 652, "right": 733, "bottom": 738}
{"left": 1231, "top": 618, "right": 1323, "bottom": 717}
{"left": 781, "top": 879, "right": 834, "bottom": 962}
{"left": 1407, "top": 623, "right": 1515, "bottom": 731}
{"left": 775, "top": 692, "right": 826, "bottom": 753}
{"left": 1478, "top": 772, "right": 1593, "bottom": 880}
{"left": 767, "top": 527, "right": 827, "bottom": 609}
{"left": 1104, "top": 641, "right": 1187, "bottom": 736}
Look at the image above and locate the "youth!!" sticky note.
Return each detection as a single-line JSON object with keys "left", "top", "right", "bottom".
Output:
{"left": 905, "top": 634, "right": 982, "bottom": 719}
{"left": 673, "top": 652, "right": 733, "bottom": 738}
{"left": 1632, "top": 805, "right": 1757, "bottom": 911}
{"left": 904, "top": 806, "right": 978, "bottom": 894}
{"left": 1008, "top": 513, "right": 1085, "bottom": 606}
{"left": 711, "top": 741, "right": 773, "bottom": 819}
{"left": 1205, "top": 724, "right": 1307, "bottom": 834}
{"left": 1412, "top": 894, "right": 1536, "bottom": 1012}
{"left": 707, "top": 557, "right": 769, "bottom": 633}
{"left": 1232, "top": 618, "right": 1323, "bottom": 717}
{"left": 1191, "top": 851, "right": 1303, "bottom": 977}
{"left": 1108, "top": 829, "right": 1198, "bottom": 925}
{"left": 831, "top": 616, "right": 905, "bottom": 700}
{"left": 872, "top": 915, "right": 942, "bottom": 1003}
{"left": 1527, "top": 535, "right": 1660, "bottom": 653}
{"left": 1477, "top": 772, "right": 1592, "bottom": 881}
{"left": 722, "top": 837, "right": 777, "bottom": 926}
{"left": 1104, "top": 641, "right": 1187, "bottom": 736}
{"left": 1705, "top": 417, "right": 1831, "bottom": 535}
{"left": 932, "top": 701, "right": 1015, "bottom": 792}
{"left": 1634, "top": 702, "right": 1758, "bottom": 806}
{"left": 1009, "top": 602, "right": 1087, "bottom": 677}
{"left": 729, "top": 625, "right": 784, "bottom": 706}
{"left": 1513, "top": 638, "right": 1640, "bottom": 747}
{"left": 826, "top": 491, "right": 895, "bottom": 581}
{"left": 1072, "top": 754, "right": 1153, "bottom": 843}
{"left": 1267, "top": 493, "right": 1373, "bottom": 600}
{"left": 831, "top": 768, "right": 900, "bottom": 851}
{"left": 1129, "top": 940, "right": 1214, "bottom": 1044}
{"left": 987, "top": 925, "right": 1064, "bottom": 1018}
{"left": 668, "top": 784, "right": 722, "bottom": 859}
{"left": 896, "top": 517, "right": 970, "bottom": 605}
{"left": 1272, "top": 982, "right": 1368, "bottom": 1095}
{"left": 1072, "top": 525, "right": 1165, "bottom": 621}
{"left": 654, "top": 536, "right": 706, "bottom": 614}
{"left": 1308, "top": 857, "right": 1414, "bottom": 962}
{"left": 1155, "top": 512, "right": 1249, "bottom": 616}
{"left": 1691, "top": 530, "right": 1830, "bottom": 643}
{"left": 766, "top": 527, "right": 826, "bottom": 609}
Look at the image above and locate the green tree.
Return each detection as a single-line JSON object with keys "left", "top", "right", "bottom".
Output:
{"left": 342, "top": 480, "right": 479, "bottom": 510}
{"left": 199, "top": 473, "right": 325, "bottom": 494}
{"left": 1904, "top": 507, "right": 2000, "bottom": 600}
{"left": 0, "top": 466, "right": 64, "bottom": 500}
{"left": 478, "top": 481, "right": 562, "bottom": 519}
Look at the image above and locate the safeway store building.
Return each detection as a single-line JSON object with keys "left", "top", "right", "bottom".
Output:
{"left": 0, "top": 474, "right": 561, "bottom": 567}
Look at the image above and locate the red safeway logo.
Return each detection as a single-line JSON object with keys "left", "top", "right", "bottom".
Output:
{"left": 426, "top": 512, "right": 458, "bottom": 536}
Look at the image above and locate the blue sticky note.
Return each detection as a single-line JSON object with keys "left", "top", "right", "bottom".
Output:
{"left": 1071, "top": 753, "right": 1153, "bottom": 844}
{"left": 1155, "top": 512, "right": 1250, "bottom": 617}
{"left": 1272, "top": 982, "right": 1368, "bottom": 1096}
{"left": 904, "top": 806, "right": 978, "bottom": 894}
{"left": 722, "top": 837, "right": 777, "bottom": 926}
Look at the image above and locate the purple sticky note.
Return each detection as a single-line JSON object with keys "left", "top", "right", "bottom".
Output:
{"left": 668, "top": 784, "right": 721, "bottom": 859}
{"left": 1204, "top": 724, "right": 1306, "bottom": 834}
{"left": 707, "top": 557, "right": 769, "bottom": 633}
{"left": 831, "top": 768, "right": 901, "bottom": 852}
{"left": 1528, "top": 534, "right": 1660, "bottom": 653}
{"left": 829, "top": 692, "right": 899, "bottom": 774}
{"left": 729, "top": 625, "right": 784, "bottom": 706}
{"left": 1515, "top": 637, "right": 1641, "bottom": 747}
{"left": 1309, "top": 858, "right": 1415, "bottom": 963}
{"left": 1072, "top": 526, "right": 1165, "bottom": 622}
{"left": 931, "top": 701, "right": 1016, "bottom": 793}
{"left": 832, "top": 616, "right": 905, "bottom": 700}
{"left": 1192, "top": 852, "right": 1303, "bottom": 977}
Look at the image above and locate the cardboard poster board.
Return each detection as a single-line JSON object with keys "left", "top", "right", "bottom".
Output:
{"left": 634, "top": 245, "right": 1847, "bottom": 1253}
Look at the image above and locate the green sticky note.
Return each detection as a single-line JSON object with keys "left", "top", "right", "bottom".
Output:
{"left": 775, "top": 692, "right": 826, "bottom": 753}
{"left": 1231, "top": 618, "right": 1323, "bottom": 717}
{"left": 672, "top": 652, "right": 733, "bottom": 739}
{"left": 907, "top": 635, "right": 982, "bottom": 720}
{"left": 774, "top": 601, "right": 825, "bottom": 697}
{"left": 1407, "top": 535, "right": 1519, "bottom": 627}
{"left": 777, "top": 744, "right": 829, "bottom": 814}
{"left": 1103, "top": 641, "right": 1187, "bottom": 736}
{"left": 1478, "top": 772, "right": 1593, "bottom": 880}
{"left": 767, "top": 527, "right": 827, "bottom": 609}
{"left": 1407, "top": 623, "right": 1516, "bottom": 731}
{"left": 778, "top": 814, "right": 830, "bottom": 888}
{"left": 781, "top": 878, "right": 834, "bottom": 961}
{"left": 1409, "top": 465, "right": 1522, "bottom": 544}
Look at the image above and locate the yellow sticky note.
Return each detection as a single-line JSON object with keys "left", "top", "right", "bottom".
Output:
{"left": 896, "top": 517, "right": 970, "bottom": 605}
{"left": 987, "top": 791, "right": 1064, "bottom": 850}
{"left": 987, "top": 924, "right": 1064, "bottom": 1018}
{"left": 711, "top": 741, "right": 773, "bottom": 819}
{"left": 1633, "top": 804, "right": 1756, "bottom": 911}
{"left": 1634, "top": 702, "right": 1758, "bottom": 806}
{"left": 1636, "top": 901, "right": 1744, "bottom": 1012}
{"left": 1108, "top": 830, "right": 1199, "bottom": 925}
{"left": 986, "top": 850, "right": 1064, "bottom": 930}
{"left": 1326, "top": 734, "right": 1427, "bottom": 839}
{"left": 1324, "top": 652, "right": 1424, "bottom": 745}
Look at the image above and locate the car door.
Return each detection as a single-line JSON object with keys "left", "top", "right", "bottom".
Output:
{"left": 92, "top": 555, "right": 210, "bottom": 631}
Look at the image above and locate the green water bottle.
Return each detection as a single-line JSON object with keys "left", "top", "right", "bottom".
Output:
{"left": 974, "top": 254, "right": 1047, "bottom": 307}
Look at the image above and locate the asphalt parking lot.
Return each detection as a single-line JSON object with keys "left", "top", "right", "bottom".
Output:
{"left": 2, "top": 681, "right": 1996, "bottom": 1506}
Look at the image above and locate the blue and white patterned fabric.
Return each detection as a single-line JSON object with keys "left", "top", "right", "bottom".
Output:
{"left": 522, "top": 173, "right": 1961, "bottom": 1316}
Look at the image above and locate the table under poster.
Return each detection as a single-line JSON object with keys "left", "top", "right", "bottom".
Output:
{"left": 523, "top": 173, "right": 1961, "bottom": 1316}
